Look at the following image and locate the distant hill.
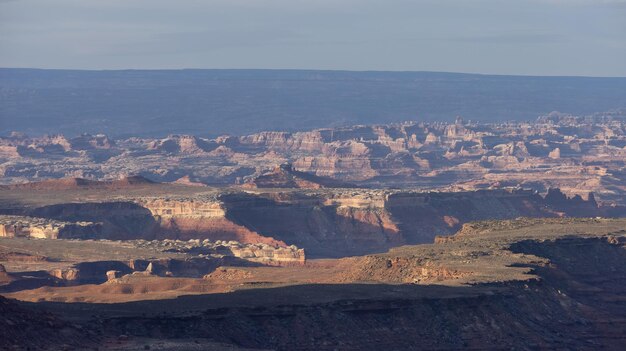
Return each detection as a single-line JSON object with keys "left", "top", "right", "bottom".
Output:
{"left": 1, "top": 68, "right": 625, "bottom": 137}
{"left": 243, "top": 164, "right": 355, "bottom": 189}
{"left": 5, "top": 176, "right": 155, "bottom": 190}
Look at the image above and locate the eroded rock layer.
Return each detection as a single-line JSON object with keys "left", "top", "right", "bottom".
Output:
{"left": 5, "top": 112, "right": 626, "bottom": 204}
{"left": 3, "top": 218, "right": 624, "bottom": 350}
{"left": 1, "top": 184, "right": 620, "bottom": 257}
{"left": 0, "top": 215, "right": 100, "bottom": 239}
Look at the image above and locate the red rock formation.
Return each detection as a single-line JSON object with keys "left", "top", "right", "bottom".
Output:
{"left": 5, "top": 118, "right": 626, "bottom": 203}
{"left": 156, "top": 217, "right": 286, "bottom": 246}
{"left": 147, "top": 135, "right": 217, "bottom": 154}
{"left": 244, "top": 164, "right": 355, "bottom": 189}
{"left": 0, "top": 215, "right": 101, "bottom": 239}
{"left": 4, "top": 186, "right": 616, "bottom": 257}
{"left": 173, "top": 175, "right": 207, "bottom": 187}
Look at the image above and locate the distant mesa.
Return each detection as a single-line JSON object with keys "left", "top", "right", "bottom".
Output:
{"left": 5, "top": 113, "right": 626, "bottom": 204}
{"left": 3, "top": 68, "right": 626, "bottom": 137}
{"left": 148, "top": 135, "right": 217, "bottom": 154}
{"left": 8, "top": 177, "right": 100, "bottom": 190}
{"left": 7, "top": 175, "right": 156, "bottom": 190}
{"left": 243, "top": 163, "right": 356, "bottom": 189}
{"left": 69, "top": 133, "right": 116, "bottom": 150}
{"left": 172, "top": 175, "right": 207, "bottom": 187}
{"left": 114, "top": 175, "right": 155, "bottom": 186}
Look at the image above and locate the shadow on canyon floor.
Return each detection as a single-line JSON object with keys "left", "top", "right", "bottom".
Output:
{"left": 10, "top": 236, "right": 626, "bottom": 350}
{"left": 0, "top": 256, "right": 265, "bottom": 294}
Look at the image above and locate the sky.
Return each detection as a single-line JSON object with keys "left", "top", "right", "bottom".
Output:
{"left": 1, "top": 0, "right": 625, "bottom": 76}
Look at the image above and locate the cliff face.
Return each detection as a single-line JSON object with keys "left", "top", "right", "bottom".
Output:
{"left": 139, "top": 199, "right": 286, "bottom": 246}
{"left": 139, "top": 198, "right": 225, "bottom": 218}
{"left": 27, "top": 202, "right": 159, "bottom": 240}
{"left": 3, "top": 218, "right": 625, "bottom": 350}
{"left": 21, "top": 199, "right": 286, "bottom": 246}
{"left": 47, "top": 258, "right": 226, "bottom": 284}
{"left": 0, "top": 215, "right": 101, "bottom": 239}
{"left": 385, "top": 189, "right": 559, "bottom": 243}
{"left": 221, "top": 192, "right": 402, "bottom": 257}
{"left": 220, "top": 188, "right": 606, "bottom": 256}
{"left": 2, "top": 188, "right": 614, "bottom": 257}
{"left": 226, "top": 244, "right": 305, "bottom": 265}
{"left": 92, "top": 227, "right": 626, "bottom": 351}
{"left": 95, "top": 285, "right": 612, "bottom": 350}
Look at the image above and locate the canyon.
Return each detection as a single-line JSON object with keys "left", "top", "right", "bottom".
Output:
{"left": 0, "top": 179, "right": 612, "bottom": 257}
{"left": 3, "top": 111, "right": 626, "bottom": 205}
{"left": 1, "top": 217, "right": 625, "bottom": 350}
{"left": 1, "top": 178, "right": 625, "bottom": 350}
{"left": 2, "top": 114, "right": 626, "bottom": 350}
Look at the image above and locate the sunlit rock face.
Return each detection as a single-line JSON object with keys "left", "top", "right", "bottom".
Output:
{"left": 4, "top": 114, "right": 626, "bottom": 204}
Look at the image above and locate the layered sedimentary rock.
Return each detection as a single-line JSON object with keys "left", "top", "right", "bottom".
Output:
{"left": 5, "top": 111, "right": 626, "bottom": 204}
{"left": 42, "top": 243, "right": 304, "bottom": 285}
{"left": 26, "top": 202, "right": 160, "bottom": 240}
{"left": 8, "top": 218, "right": 622, "bottom": 350}
{"left": 0, "top": 241, "right": 303, "bottom": 291}
{"left": 6, "top": 175, "right": 154, "bottom": 190}
{"left": 1, "top": 184, "right": 617, "bottom": 257}
{"left": 133, "top": 238, "right": 305, "bottom": 265}
{"left": 139, "top": 198, "right": 286, "bottom": 246}
{"left": 216, "top": 188, "right": 608, "bottom": 256}
{"left": 0, "top": 215, "right": 100, "bottom": 239}
{"left": 243, "top": 163, "right": 354, "bottom": 189}
{"left": 219, "top": 191, "right": 402, "bottom": 257}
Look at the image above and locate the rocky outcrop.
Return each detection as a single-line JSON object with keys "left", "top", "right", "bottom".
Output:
{"left": 106, "top": 270, "right": 123, "bottom": 281}
{"left": 385, "top": 189, "right": 565, "bottom": 243}
{"left": 0, "top": 145, "right": 19, "bottom": 158}
{"left": 2, "top": 186, "right": 618, "bottom": 257}
{"left": 243, "top": 163, "right": 355, "bottom": 189}
{"left": 0, "top": 215, "right": 100, "bottom": 239}
{"left": 49, "top": 268, "right": 81, "bottom": 282}
{"left": 45, "top": 256, "right": 262, "bottom": 285}
{"left": 172, "top": 175, "right": 207, "bottom": 187}
{"left": 6, "top": 116, "right": 626, "bottom": 204}
{"left": 548, "top": 147, "right": 561, "bottom": 159}
{"left": 218, "top": 188, "right": 609, "bottom": 256}
{"left": 133, "top": 238, "right": 305, "bottom": 265}
{"left": 140, "top": 198, "right": 286, "bottom": 245}
{"left": 147, "top": 135, "right": 217, "bottom": 154}
{"left": 226, "top": 242, "right": 305, "bottom": 265}
{"left": 220, "top": 192, "right": 402, "bottom": 257}
{"left": 69, "top": 133, "right": 115, "bottom": 150}
{"left": 140, "top": 198, "right": 225, "bottom": 218}
{"left": 26, "top": 203, "right": 156, "bottom": 240}
{"left": 3, "top": 214, "right": 626, "bottom": 350}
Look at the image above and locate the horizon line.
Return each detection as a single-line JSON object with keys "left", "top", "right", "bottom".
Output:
{"left": 1, "top": 67, "right": 626, "bottom": 79}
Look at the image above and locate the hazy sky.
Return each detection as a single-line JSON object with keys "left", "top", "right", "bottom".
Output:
{"left": 1, "top": 0, "right": 625, "bottom": 76}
